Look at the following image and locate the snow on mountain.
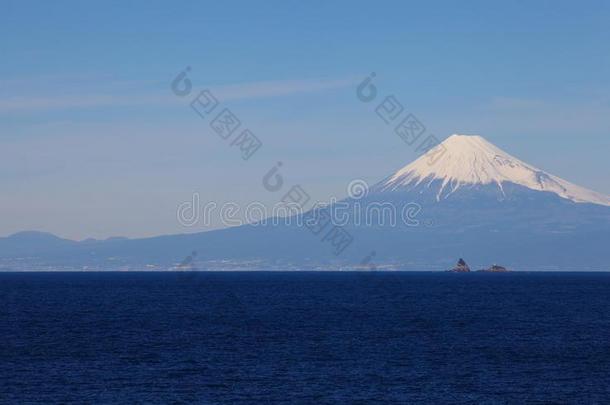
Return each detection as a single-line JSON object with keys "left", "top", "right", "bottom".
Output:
{"left": 378, "top": 134, "right": 610, "bottom": 206}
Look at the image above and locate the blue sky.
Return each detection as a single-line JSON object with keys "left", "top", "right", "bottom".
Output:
{"left": 1, "top": 0, "right": 609, "bottom": 240}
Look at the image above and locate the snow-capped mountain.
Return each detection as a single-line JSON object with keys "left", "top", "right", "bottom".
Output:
{"left": 2, "top": 134, "right": 609, "bottom": 270}
{"left": 376, "top": 134, "right": 610, "bottom": 206}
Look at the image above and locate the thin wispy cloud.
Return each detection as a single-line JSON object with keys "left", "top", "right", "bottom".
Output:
{"left": 0, "top": 95, "right": 161, "bottom": 112}
{"left": 211, "top": 77, "right": 359, "bottom": 101}
{"left": 0, "top": 76, "right": 357, "bottom": 113}
{"left": 489, "top": 97, "right": 547, "bottom": 110}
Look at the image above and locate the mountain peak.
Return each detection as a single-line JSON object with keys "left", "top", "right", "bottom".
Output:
{"left": 7, "top": 231, "right": 63, "bottom": 240}
{"left": 378, "top": 134, "right": 610, "bottom": 206}
{"left": 445, "top": 133, "right": 485, "bottom": 142}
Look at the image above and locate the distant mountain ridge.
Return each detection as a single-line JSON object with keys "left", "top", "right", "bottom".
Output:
{"left": 2, "top": 135, "right": 610, "bottom": 271}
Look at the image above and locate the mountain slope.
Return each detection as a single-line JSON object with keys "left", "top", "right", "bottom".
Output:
{"left": 376, "top": 134, "right": 610, "bottom": 206}
{"left": 2, "top": 135, "right": 609, "bottom": 270}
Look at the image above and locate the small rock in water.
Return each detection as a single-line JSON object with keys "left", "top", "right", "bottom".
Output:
{"left": 445, "top": 258, "right": 471, "bottom": 272}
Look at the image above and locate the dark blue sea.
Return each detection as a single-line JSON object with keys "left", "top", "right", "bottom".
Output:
{"left": 2, "top": 271, "right": 610, "bottom": 404}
